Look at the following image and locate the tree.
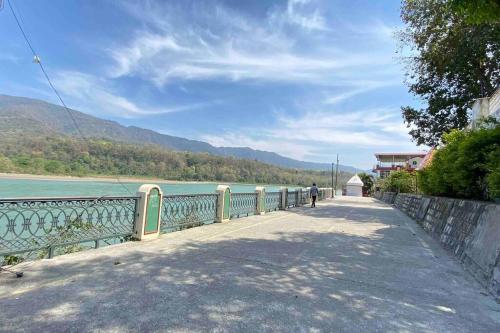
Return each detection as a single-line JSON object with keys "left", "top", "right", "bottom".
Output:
{"left": 358, "top": 172, "right": 375, "bottom": 196}
{"left": 399, "top": 0, "right": 499, "bottom": 146}
{"left": 450, "top": 0, "right": 500, "bottom": 24}
{"left": 382, "top": 171, "right": 415, "bottom": 194}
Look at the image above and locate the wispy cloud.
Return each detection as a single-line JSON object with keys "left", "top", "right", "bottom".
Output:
{"left": 201, "top": 106, "right": 418, "bottom": 165}
{"left": 107, "top": 1, "right": 395, "bottom": 86}
{"left": 268, "top": 0, "right": 329, "bottom": 31}
{"left": 51, "top": 70, "right": 210, "bottom": 118}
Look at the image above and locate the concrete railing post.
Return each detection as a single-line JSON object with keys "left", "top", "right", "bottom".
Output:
{"left": 134, "top": 184, "right": 163, "bottom": 241}
{"left": 216, "top": 185, "right": 231, "bottom": 223}
{"left": 280, "top": 187, "right": 288, "bottom": 210}
{"left": 255, "top": 186, "right": 265, "bottom": 215}
{"left": 304, "top": 187, "right": 311, "bottom": 205}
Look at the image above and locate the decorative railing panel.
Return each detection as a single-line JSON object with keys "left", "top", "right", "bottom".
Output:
{"left": 161, "top": 194, "right": 218, "bottom": 233}
{"left": 0, "top": 196, "right": 137, "bottom": 259}
{"left": 287, "top": 191, "right": 298, "bottom": 207}
{"left": 301, "top": 190, "right": 309, "bottom": 205}
{"left": 265, "top": 192, "right": 281, "bottom": 212}
{"left": 231, "top": 193, "right": 257, "bottom": 218}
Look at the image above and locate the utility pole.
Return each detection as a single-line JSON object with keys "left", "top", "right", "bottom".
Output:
{"left": 331, "top": 163, "right": 334, "bottom": 194}
{"left": 334, "top": 154, "right": 339, "bottom": 196}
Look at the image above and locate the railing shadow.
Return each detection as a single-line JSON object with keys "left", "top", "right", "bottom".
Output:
{"left": 0, "top": 208, "right": 497, "bottom": 332}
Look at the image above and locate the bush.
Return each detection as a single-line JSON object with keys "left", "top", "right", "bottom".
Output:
{"left": 418, "top": 125, "right": 500, "bottom": 200}
{"left": 381, "top": 171, "right": 415, "bottom": 193}
{"left": 358, "top": 172, "right": 375, "bottom": 195}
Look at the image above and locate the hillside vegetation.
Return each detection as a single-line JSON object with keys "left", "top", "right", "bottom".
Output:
{"left": 0, "top": 94, "right": 361, "bottom": 173}
{"left": 0, "top": 135, "right": 351, "bottom": 187}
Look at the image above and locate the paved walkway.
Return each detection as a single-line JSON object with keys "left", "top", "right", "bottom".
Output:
{"left": 1, "top": 197, "right": 499, "bottom": 332}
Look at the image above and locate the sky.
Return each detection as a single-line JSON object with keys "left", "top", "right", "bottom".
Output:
{"left": 0, "top": 0, "right": 426, "bottom": 169}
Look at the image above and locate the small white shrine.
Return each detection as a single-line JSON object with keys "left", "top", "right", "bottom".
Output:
{"left": 346, "top": 174, "right": 364, "bottom": 197}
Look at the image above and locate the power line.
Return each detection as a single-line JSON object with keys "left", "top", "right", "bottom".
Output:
{"left": 7, "top": 0, "right": 133, "bottom": 195}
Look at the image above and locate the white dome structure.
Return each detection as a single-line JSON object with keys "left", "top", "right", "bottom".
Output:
{"left": 346, "top": 174, "right": 364, "bottom": 197}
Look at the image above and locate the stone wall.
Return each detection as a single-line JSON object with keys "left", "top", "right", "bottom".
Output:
{"left": 377, "top": 192, "right": 500, "bottom": 300}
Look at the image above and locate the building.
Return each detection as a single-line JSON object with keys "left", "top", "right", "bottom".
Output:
{"left": 469, "top": 87, "right": 500, "bottom": 129}
{"left": 373, "top": 152, "right": 427, "bottom": 179}
{"left": 346, "top": 174, "right": 363, "bottom": 197}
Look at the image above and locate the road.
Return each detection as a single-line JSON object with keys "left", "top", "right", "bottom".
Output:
{"left": 1, "top": 197, "right": 499, "bottom": 332}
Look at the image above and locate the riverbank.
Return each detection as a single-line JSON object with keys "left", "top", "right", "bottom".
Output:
{"left": 0, "top": 172, "right": 217, "bottom": 184}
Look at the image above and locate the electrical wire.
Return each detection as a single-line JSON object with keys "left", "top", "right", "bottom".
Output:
{"left": 6, "top": 0, "right": 134, "bottom": 196}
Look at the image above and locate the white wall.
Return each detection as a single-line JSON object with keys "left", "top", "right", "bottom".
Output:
{"left": 346, "top": 185, "right": 362, "bottom": 197}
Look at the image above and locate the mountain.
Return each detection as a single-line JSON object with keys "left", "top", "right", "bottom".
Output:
{"left": 0, "top": 94, "right": 361, "bottom": 173}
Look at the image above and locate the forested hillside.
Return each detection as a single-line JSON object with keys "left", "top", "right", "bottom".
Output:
{"left": 0, "top": 94, "right": 361, "bottom": 173}
{"left": 0, "top": 135, "right": 352, "bottom": 187}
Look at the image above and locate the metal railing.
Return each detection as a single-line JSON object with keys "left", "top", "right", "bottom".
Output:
{"left": 300, "top": 190, "right": 309, "bottom": 205}
{"left": 0, "top": 196, "right": 138, "bottom": 259}
{"left": 161, "top": 194, "right": 218, "bottom": 233}
{"left": 231, "top": 192, "right": 257, "bottom": 218}
{"left": 0, "top": 187, "right": 314, "bottom": 261}
{"left": 265, "top": 192, "right": 281, "bottom": 212}
{"left": 287, "top": 190, "right": 298, "bottom": 207}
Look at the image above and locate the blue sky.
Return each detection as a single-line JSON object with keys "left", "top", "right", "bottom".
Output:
{"left": 0, "top": 0, "right": 426, "bottom": 169}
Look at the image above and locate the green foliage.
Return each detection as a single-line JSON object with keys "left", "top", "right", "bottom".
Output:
{"left": 449, "top": 0, "right": 500, "bottom": 24}
{"left": 399, "top": 0, "right": 500, "bottom": 146}
{"left": 2, "top": 255, "right": 24, "bottom": 266}
{"left": 486, "top": 147, "right": 500, "bottom": 199}
{"left": 418, "top": 125, "right": 500, "bottom": 200}
{"left": 0, "top": 135, "right": 352, "bottom": 188}
{"left": 358, "top": 172, "right": 375, "bottom": 195}
{"left": 381, "top": 171, "right": 416, "bottom": 194}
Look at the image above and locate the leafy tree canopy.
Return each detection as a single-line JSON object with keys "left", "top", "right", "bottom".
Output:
{"left": 358, "top": 172, "right": 375, "bottom": 195}
{"left": 381, "top": 171, "right": 416, "bottom": 194}
{"left": 450, "top": 0, "right": 500, "bottom": 24}
{"left": 399, "top": 0, "right": 499, "bottom": 146}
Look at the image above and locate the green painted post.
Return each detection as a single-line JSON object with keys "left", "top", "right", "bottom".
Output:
{"left": 134, "top": 184, "right": 163, "bottom": 240}
{"left": 144, "top": 187, "right": 161, "bottom": 234}
{"left": 223, "top": 188, "right": 230, "bottom": 220}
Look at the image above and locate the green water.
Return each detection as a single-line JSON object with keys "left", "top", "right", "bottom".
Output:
{"left": 0, "top": 178, "right": 295, "bottom": 198}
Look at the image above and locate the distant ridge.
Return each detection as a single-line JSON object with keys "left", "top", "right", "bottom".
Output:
{"left": 0, "top": 94, "right": 361, "bottom": 173}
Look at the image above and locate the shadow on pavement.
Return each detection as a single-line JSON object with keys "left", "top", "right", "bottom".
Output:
{"left": 0, "top": 198, "right": 498, "bottom": 332}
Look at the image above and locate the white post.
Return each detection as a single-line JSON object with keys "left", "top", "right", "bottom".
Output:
{"left": 134, "top": 184, "right": 163, "bottom": 241}
{"left": 280, "top": 187, "right": 288, "bottom": 210}
{"left": 255, "top": 186, "right": 265, "bottom": 215}
{"left": 216, "top": 185, "right": 231, "bottom": 223}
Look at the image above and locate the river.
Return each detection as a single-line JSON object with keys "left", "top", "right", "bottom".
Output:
{"left": 0, "top": 177, "right": 297, "bottom": 198}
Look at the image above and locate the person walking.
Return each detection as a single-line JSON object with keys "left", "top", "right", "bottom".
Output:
{"left": 310, "top": 183, "right": 319, "bottom": 208}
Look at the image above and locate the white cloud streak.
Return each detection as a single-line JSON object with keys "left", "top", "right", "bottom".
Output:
{"left": 51, "top": 71, "right": 210, "bottom": 118}
{"left": 108, "top": 1, "right": 396, "bottom": 87}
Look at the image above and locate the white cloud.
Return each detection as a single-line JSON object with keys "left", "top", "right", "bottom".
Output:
{"left": 51, "top": 71, "right": 210, "bottom": 118}
{"left": 107, "top": 1, "right": 396, "bottom": 86}
{"left": 201, "top": 133, "right": 315, "bottom": 161}
{"left": 200, "top": 106, "right": 418, "bottom": 166}
{"left": 269, "top": 0, "right": 329, "bottom": 31}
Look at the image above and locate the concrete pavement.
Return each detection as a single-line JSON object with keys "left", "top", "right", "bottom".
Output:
{"left": 1, "top": 197, "right": 499, "bottom": 332}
